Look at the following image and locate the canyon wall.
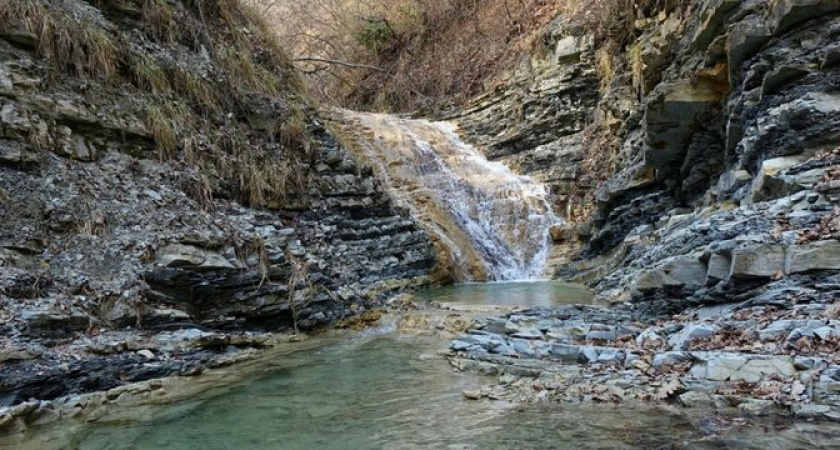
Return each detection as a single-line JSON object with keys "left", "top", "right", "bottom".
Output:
{"left": 446, "top": 0, "right": 840, "bottom": 417}
{"left": 455, "top": 0, "right": 840, "bottom": 313}
{"left": 0, "top": 0, "right": 434, "bottom": 406}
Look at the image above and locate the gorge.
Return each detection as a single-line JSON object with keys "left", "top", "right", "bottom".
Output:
{"left": 2, "top": 0, "right": 840, "bottom": 448}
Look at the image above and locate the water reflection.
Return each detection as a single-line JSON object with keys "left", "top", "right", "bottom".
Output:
{"left": 416, "top": 281, "right": 594, "bottom": 308}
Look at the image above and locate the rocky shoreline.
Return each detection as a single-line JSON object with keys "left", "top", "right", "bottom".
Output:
{"left": 448, "top": 300, "right": 840, "bottom": 421}
{"left": 437, "top": 0, "right": 840, "bottom": 425}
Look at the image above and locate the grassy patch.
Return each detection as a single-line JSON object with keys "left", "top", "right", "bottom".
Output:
{"left": 142, "top": 0, "right": 177, "bottom": 43}
{"left": 2, "top": 0, "right": 311, "bottom": 210}
{"left": 0, "top": 0, "right": 120, "bottom": 80}
{"left": 167, "top": 62, "right": 219, "bottom": 113}
{"left": 129, "top": 52, "right": 171, "bottom": 94}
{"left": 144, "top": 101, "right": 193, "bottom": 161}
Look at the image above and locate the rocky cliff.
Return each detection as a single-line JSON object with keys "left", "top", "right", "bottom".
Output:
{"left": 0, "top": 0, "right": 434, "bottom": 407}
{"left": 446, "top": 0, "right": 840, "bottom": 419}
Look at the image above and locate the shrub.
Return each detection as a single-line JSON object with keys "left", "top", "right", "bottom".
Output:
{"left": 357, "top": 18, "right": 394, "bottom": 53}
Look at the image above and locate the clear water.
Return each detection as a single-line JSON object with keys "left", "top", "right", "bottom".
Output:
{"left": 5, "top": 283, "right": 840, "bottom": 450}
{"left": 417, "top": 280, "right": 594, "bottom": 308}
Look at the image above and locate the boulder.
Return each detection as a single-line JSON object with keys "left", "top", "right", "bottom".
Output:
{"left": 633, "top": 255, "right": 708, "bottom": 292}
{"left": 727, "top": 17, "right": 772, "bottom": 85}
{"left": 729, "top": 245, "right": 786, "bottom": 279}
{"left": 690, "top": 0, "right": 742, "bottom": 51}
{"left": 679, "top": 391, "right": 717, "bottom": 408}
{"left": 761, "top": 66, "right": 813, "bottom": 97}
{"left": 739, "top": 399, "right": 788, "bottom": 417}
{"left": 703, "top": 356, "right": 797, "bottom": 382}
{"left": 823, "top": 46, "right": 840, "bottom": 70}
{"left": 549, "top": 344, "right": 582, "bottom": 362}
{"left": 706, "top": 253, "right": 732, "bottom": 284}
{"left": 653, "top": 352, "right": 691, "bottom": 367}
{"left": 156, "top": 244, "right": 236, "bottom": 270}
{"left": 668, "top": 324, "right": 717, "bottom": 350}
{"left": 0, "top": 140, "right": 41, "bottom": 168}
{"left": 746, "top": 156, "right": 808, "bottom": 203}
{"left": 758, "top": 319, "right": 827, "bottom": 340}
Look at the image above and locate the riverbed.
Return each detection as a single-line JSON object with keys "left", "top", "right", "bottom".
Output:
{"left": 4, "top": 282, "right": 840, "bottom": 449}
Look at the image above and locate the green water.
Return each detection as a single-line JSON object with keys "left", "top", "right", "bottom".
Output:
{"left": 416, "top": 280, "right": 594, "bottom": 308}
{"left": 5, "top": 283, "right": 840, "bottom": 449}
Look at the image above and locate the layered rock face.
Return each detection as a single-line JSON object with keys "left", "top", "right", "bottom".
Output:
{"left": 561, "top": 0, "right": 840, "bottom": 307}
{"left": 0, "top": 0, "right": 434, "bottom": 406}
{"left": 447, "top": 0, "right": 840, "bottom": 417}
{"left": 446, "top": 31, "right": 599, "bottom": 214}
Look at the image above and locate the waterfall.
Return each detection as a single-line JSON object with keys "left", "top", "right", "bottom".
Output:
{"left": 339, "top": 111, "right": 560, "bottom": 282}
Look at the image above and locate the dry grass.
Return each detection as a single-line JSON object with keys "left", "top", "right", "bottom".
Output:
{"left": 2, "top": 0, "right": 311, "bottom": 210}
{"left": 142, "top": 0, "right": 177, "bottom": 43}
{"left": 255, "top": 0, "right": 563, "bottom": 111}
{"left": 130, "top": 52, "right": 171, "bottom": 94}
{"left": 144, "top": 101, "right": 193, "bottom": 161}
{"left": 0, "top": 0, "right": 119, "bottom": 80}
{"left": 167, "top": 62, "right": 219, "bottom": 113}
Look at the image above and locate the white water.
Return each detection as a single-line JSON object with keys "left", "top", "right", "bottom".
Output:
{"left": 340, "top": 111, "right": 560, "bottom": 282}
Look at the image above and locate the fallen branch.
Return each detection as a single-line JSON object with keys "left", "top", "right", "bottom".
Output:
{"left": 293, "top": 57, "right": 429, "bottom": 99}
{"left": 293, "top": 57, "right": 390, "bottom": 73}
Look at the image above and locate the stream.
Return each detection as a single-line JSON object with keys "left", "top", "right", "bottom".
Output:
{"left": 5, "top": 282, "right": 840, "bottom": 449}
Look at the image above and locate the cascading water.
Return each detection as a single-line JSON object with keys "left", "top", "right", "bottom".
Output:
{"left": 337, "top": 111, "right": 560, "bottom": 282}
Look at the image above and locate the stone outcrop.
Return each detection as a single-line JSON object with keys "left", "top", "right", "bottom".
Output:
{"left": 443, "top": 0, "right": 840, "bottom": 421}
{"left": 0, "top": 0, "right": 435, "bottom": 408}
{"left": 546, "top": 0, "right": 840, "bottom": 308}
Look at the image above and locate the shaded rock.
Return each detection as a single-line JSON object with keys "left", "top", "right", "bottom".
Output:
{"left": 773, "top": 0, "right": 840, "bottom": 33}
{"left": 644, "top": 80, "right": 725, "bottom": 174}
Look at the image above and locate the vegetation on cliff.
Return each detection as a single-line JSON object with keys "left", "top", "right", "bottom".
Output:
{"left": 0, "top": 0, "right": 310, "bottom": 209}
